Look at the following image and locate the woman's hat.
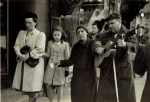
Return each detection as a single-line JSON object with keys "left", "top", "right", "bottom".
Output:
{"left": 76, "top": 25, "right": 89, "bottom": 34}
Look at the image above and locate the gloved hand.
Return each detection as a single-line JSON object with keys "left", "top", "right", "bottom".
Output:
{"left": 117, "top": 39, "right": 126, "bottom": 47}
{"left": 65, "top": 70, "right": 69, "bottom": 77}
{"left": 20, "top": 45, "right": 31, "bottom": 54}
{"left": 17, "top": 53, "right": 29, "bottom": 61}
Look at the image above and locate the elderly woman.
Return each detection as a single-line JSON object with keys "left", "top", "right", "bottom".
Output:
{"left": 12, "top": 12, "right": 46, "bottom": 102}
{"left": 58, "top": 25, "right": 103, "bottom": 102}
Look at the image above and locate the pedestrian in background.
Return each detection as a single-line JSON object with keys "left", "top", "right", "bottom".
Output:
{"left": 134, "top": 24, "right": 150, "bottom": 102}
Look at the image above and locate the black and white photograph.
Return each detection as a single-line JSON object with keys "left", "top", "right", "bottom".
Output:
{"left": 1, "top": 0, "right": 150, "bottom": 102}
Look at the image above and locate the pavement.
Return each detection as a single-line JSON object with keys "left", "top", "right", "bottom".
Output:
{"left": 134, "top": 73, "right": 147, "bottom": 102}
{"left": 1, "top": 85, "right": 71, "bottom": 102}
{"left": 1, "top": 74, "right": 147, "bottom": 102}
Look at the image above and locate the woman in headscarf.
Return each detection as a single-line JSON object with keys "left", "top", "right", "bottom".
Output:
{"left": 59, "top": 25, "right": 103, "bottom": 102}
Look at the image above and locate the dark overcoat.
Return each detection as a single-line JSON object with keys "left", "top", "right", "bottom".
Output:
{"left": 134, "top": 44, "right": 150, "bottom": 102}
{"left": 60, "top": 40, "right": 97, "bottom": 102}
{"left": 96, "top": 26, "right": 136, "bottom": 102}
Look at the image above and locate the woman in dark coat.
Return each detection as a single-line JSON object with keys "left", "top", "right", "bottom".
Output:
{"left": 59, "top": 25, "right": 98, "bottom": 102}
{"left": 134, "top": 33, "right": 150, "bottom": 102}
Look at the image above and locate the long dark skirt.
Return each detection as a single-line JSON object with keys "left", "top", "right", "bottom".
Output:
{"left": 71, "top": 72, "right": 97, "bottom": 102}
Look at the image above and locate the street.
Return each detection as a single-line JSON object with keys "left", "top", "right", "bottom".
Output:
{"left": 1, "top": 73, "right": 147, "bottom": 102}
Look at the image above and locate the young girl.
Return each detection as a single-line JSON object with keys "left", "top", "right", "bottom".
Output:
{"left": 44, "top": 26, "right": 70, "bottom": 102}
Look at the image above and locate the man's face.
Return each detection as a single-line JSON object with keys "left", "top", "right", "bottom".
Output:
{"left": 108, "top": 19, "right": 121, "bottom": 33}
{"left": 92, "top": 25, "right": 99, "bottom": 34}
{"left": 143, "top": 33, "right": 150, "bottom": 45}
{"left": 138, "top": 20, "right": 150, "bottom": 44}
{"left": 25, "top": 18, "right": 36, "bottom": 31}
{"left": 141, "top": 28, "right": 150, "bottom": 44}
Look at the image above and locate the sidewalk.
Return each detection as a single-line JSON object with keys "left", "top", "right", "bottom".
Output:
{"left": 1, "top": 76, "right": 147, "bottom": 102}
{"left": 1, "top": 85, "right": 71, "bottom": 102}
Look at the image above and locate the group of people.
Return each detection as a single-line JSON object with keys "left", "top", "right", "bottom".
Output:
{"left": 12, "top": 12, "right": 150, "bottom": 102}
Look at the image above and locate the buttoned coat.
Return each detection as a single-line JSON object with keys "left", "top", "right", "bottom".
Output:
{"left": 12, "top": 29, "right": 46, "bottom": 92}
{"left": 44, "top": 41, "right": 70, "bottom": 85}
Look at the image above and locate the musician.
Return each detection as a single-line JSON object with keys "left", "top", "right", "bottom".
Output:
{"left": 96, "top": 13, "right": 136, "bottom": 102}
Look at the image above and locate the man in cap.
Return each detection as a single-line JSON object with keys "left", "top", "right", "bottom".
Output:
{"left": 96, "top": 13, "right": 136, "bottom": 102}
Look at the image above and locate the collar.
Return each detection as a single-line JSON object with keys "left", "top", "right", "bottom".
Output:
{"left": 118, "top": 25, "right": 128, "bottom": 35}
{"left": 26, "top": 29, "right": 38, "bottom": 35}
{"left": 78, "top": 39, "right": 93, "bottom": 48}
{"left": 114, "top": 25, "right": 128, "bottom": 39}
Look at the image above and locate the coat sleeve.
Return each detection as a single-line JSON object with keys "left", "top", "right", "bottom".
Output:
{"left": 59, "top": 44, "right": 76, "bottom": 67}
{"left": 30, "top": 32, "right": 46, "bottom": 59}
{"left": 134, "top": 47, "right": 147, "bottom": 76}
{"left": 45, "top": 41, "right": 52, "bottom": 57}
{"left": 14, "top": 31, "right": 24, "bottom": 57}
{"left": 64, "top": 42, "right": 70, "bottom": 59}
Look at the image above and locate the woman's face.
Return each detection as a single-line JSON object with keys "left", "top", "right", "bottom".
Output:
{"left": 77, "top": 28, "right": 88, "bottom": 41}
{"left": 25, "top": 18, "right": 36, "bottom": 31}
{"left": 53, "top": 30, "right": 62, "bottom": 42}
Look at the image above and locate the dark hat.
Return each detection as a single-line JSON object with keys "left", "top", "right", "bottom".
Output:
{"left": 105, "top": 13, "right": 121, "bottom": 21}
{"left": 76, "top": 25, "right": 89, "bottom": 34}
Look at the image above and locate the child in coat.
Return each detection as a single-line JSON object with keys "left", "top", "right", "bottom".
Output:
{"left": 44, "top": 26, "right": 70, "bottom": 102}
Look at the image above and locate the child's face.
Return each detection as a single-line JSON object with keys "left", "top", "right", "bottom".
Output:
{"left": 53, "top": 30, "right": 62, "bottom": 42}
